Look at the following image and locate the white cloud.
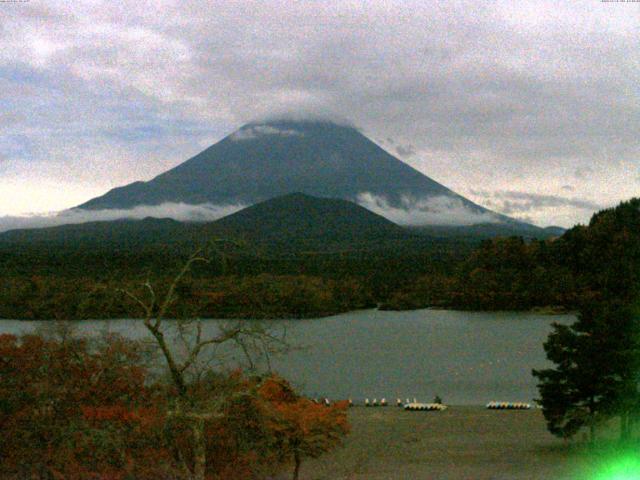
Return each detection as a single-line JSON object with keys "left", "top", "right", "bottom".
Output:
{"left": 468, "top": 189, "right": 605, "bottom": 227}
{"left": 0, "top": 202, "right": 245, "bottom": 233}
{"left": 356, "top": 192, "right": 502, "bottom": 226}
{"left": 229, "top": 124, "right": 304, "bottom": 141}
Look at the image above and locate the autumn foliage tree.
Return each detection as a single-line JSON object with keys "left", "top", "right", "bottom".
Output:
{"left": 121, "top": 251, "right": 292, "bottom": 479}
{"left": 259, "top": 376, "right": 350, "bottom": 480}
{"left": 0, "top": 332, "right": 350, "bottom": 479}
{"left": 0, "top": 332, "right": 171, "bottom": 479}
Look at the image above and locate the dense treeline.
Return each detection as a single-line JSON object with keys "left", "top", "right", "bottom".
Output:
{"left": 1, "top": 199, "right": 639, "bottom": 319}
{"left": 383, "top": 237, "right": 577, "bottom": 311}
{"left": 386, "top": 199, "right": 640, "bottom": 312}
{"left": 0, "top": 274, "right": 375, "bottom": 320}
{"left": 0, "top": 232, "right": 473, "bottom": 319}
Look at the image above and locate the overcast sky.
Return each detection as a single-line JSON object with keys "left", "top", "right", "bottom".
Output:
{"left": 1, "top": 0, "right": 638, "bottom": 227}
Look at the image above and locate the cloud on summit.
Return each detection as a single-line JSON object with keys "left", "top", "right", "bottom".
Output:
{"left": 229, "top": 124, "right": 304, "bottom": 141}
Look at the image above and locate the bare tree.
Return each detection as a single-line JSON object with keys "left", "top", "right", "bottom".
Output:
{"left": 121, "top": 250, "right": 288, "bottom": 480}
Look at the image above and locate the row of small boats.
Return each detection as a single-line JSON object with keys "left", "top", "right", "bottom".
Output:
{"left": 314, "top": 398, "right": 533, "bottom": 411}
{"left": 485, "top": 401, "right": 531, "bottom": 410}
{"left": 404, "top": 402, "right": 448, "bottom": 411}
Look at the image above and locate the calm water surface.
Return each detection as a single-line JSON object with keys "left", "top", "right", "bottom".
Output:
{"left": 1, "top": 309, "right": 573, "bottom": 405}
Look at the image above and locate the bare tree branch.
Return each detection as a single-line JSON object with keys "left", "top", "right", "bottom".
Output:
{"left": 119, "top": 247, "right": 290, "bottom": 480}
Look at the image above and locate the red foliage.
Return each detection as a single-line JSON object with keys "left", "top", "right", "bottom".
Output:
{"left": 0, "top": 335, "right": 349, "bottom": 480}
{"left": 258, "top": 376, "right": 350, "bottom": 472}
{"left": 0, "top": 333, "right": 171, "bottom": 479}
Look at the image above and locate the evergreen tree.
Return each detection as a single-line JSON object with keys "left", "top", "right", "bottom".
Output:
{"left": 595, "top": 301, "right": 640, "bottom": 441}
{"left": 533, "top": 301, "right": 640, "bottom": 442}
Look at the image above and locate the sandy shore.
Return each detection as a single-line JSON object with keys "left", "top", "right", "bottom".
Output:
{"left": 299, "top": 406, "right": 603, "bottom": 480}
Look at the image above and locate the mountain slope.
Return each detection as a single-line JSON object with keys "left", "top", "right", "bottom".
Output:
{"left": 77, "top": 119, "right": 508, "bottom": 225}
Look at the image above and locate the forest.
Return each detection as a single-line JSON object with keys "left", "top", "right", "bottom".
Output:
{"left": 0, "top": 259, "right": 351, "bottom": 480}
{"left": 1, "top": 199, "right": 639, "bottom": 320}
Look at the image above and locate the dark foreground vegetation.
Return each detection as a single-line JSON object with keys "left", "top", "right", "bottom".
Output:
{"left": 0, "top": 330, "right": 349, "bottom": 479}
{"left": 1, "top": 198, "right": 639, "bottom": 319}
{"left": 0, "top": 252, "right": 352, "bottom": 479}
{"left": 386, "top": 198, "right": 640, "bottom": 311}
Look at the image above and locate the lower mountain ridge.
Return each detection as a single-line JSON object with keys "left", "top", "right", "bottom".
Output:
{"left": 0, "top": 193, "right": 559, "bottom": 250}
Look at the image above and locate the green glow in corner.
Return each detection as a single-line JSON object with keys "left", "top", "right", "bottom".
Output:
{"left": 594, "top": 454, "right": 640, "bottom": 480}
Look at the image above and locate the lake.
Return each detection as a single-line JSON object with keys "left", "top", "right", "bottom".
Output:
{"left": 0, "top": 309, "right": 574, "bottom": 405}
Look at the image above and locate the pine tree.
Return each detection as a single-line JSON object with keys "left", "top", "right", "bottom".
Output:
{"left": 533, "top": 301, "right": 640, "bottom": 442}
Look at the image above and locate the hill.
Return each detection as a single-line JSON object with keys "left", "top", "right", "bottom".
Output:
{"left": 2, "top": 194, "right": 629, "bottom": 320}
{"left": 0, "top": 192, "right": 562, "bottom": 262}
{"left": 207, "top": 192, "right": 408, "bottom": 246}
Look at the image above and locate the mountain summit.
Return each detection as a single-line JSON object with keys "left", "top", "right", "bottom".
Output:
{"left": 78, "top": 119, "right": 507, "bottom": 225}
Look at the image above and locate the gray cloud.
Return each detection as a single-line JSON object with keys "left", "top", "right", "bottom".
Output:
{"left": 574, "top": 166, "right": 595, "bottom": 180}
{"left": 471, "top": 190, "right": 603, "bottom": 215}
{"left": 0, "top": 112, "right": 26, "bottom": 126}
{"left": 0, "top": 202, "right": 245, "bottom": 233}
{"left": 1, "top": 1, "right": 638, "bottom": 227}
{"left": 395, "top": 144, "right": 416, "bottom": 157}
{"left": 356, "top": 192, "right": 501, "bottom": 226}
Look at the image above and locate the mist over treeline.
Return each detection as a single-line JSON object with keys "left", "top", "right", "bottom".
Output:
{"left": 0, "top": 193, "right": 512, "bottom": 233}
{"left": 0, "top": 203, "right": 246, "bottom": 233}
